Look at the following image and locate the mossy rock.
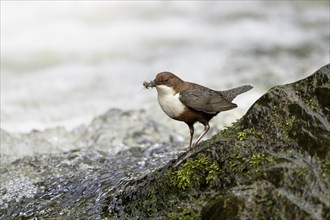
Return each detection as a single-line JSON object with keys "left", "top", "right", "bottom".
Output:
{"left": 103, "top": 64, "right": 330, "bottom": 219}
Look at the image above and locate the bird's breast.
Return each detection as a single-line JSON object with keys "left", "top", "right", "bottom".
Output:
{"left": 156, "top": 85, "right": 185, "bottom": 119}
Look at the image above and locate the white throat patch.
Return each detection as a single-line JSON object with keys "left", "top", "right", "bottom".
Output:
{"left": 156, "top": 85, "right": 185, "bottom": 118}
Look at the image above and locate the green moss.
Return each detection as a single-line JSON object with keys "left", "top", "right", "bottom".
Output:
{"left": 255, "top": 191, "right": 280, "bottom": 220}
{"left": 168, "top": 154, "right": 220, "bottom": 190}
{"left": 249, "top": 153, "right": 274, "bottom": 166}
{"left": 214, "top": 122, "right": 265, "bottom": 142}
{"left": 237, "top": 131, "right": 247, "bottom": 141}
{"left": 205, "top": 148, "right": 275, "bottom": 191}
{"left": 226, "top": 153, "right": 247, "bottom": 174}
{"left": 306, "top": 98, "right": 318, "bottom": 111}
{"left": 320, "top": 159, "right": 330, "bottom": 178}
{"left": 157, "top": 149, "right": 275, "bottom": 218}
{"left": 212, "top": 121, "right": 240, "bottom": 140}
{"left": 274, "top": 111, "right": 295, "bottom": 143}
{"left": 236, "top": 128, "right": 265, "bottom": 141}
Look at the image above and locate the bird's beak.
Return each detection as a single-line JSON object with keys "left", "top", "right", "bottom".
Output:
{"left": 150, "top": 80, "right": 157, "bottom": 87}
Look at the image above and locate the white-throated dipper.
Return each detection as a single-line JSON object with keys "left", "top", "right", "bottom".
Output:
{"left": 144, "top": 72, "right": 253, "bottom": 148}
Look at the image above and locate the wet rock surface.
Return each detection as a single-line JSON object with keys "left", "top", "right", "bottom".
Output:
{"left": 1, "top": 64, "right": 329, "bottom": 219}
{"left": 0, "top": 110, "right": 185, "bottom": 219}
{"left": 104, "top": 64, "right": 330, "bottom": 220}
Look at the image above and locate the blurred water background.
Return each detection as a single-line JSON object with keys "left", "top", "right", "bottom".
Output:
{"left": 1, "top": 1, "right": 329, "bottom": 142}
{"left": 1, "top": 1, "right": 329, "bottom": 218}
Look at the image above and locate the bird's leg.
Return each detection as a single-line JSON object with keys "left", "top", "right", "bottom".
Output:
{"left": 192, "top": 123, "right": 210, "bottom": 147}
{"left": 188, "top": 124, "right": 194, "bottom": 148}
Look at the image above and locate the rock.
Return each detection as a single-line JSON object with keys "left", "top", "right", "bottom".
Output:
{"left": 104, "top": 64, "right": 330, "bottom": 220}
{"left": 241, "top": 64, "right": 330, "bottom": 159}
{"left": 1, "top": 65, "right": 329, "bottom": 219}
{"left": 0, "top": 109, "right": 184, "bottom": 219}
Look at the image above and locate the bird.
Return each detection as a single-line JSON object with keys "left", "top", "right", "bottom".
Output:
{"left": 144, "top": 72, "right": 253, "bottom": 148}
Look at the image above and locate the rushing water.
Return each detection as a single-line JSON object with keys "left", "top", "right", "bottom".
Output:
{"left": 1, "top": 1, "right": 329, "bottom": 219}
{"left": 2, "top": 1, "right": 329, "bottom": 133}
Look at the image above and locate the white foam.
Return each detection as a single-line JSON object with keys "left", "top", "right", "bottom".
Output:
{"left": 1, "top": 1, "right": 329, "bottom": 132}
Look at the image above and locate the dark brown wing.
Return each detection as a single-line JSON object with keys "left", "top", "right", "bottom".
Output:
{"left": 179, "top": 88, "right": 237, "bottom": 114}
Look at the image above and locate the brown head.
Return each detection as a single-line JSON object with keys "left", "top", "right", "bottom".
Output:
{"left": 151, "top": 72, "right": 185, "bottom": 91}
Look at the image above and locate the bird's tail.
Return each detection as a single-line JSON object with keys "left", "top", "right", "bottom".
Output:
{"left": 221, "top": 85, "right": 253, "bottom": 101}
